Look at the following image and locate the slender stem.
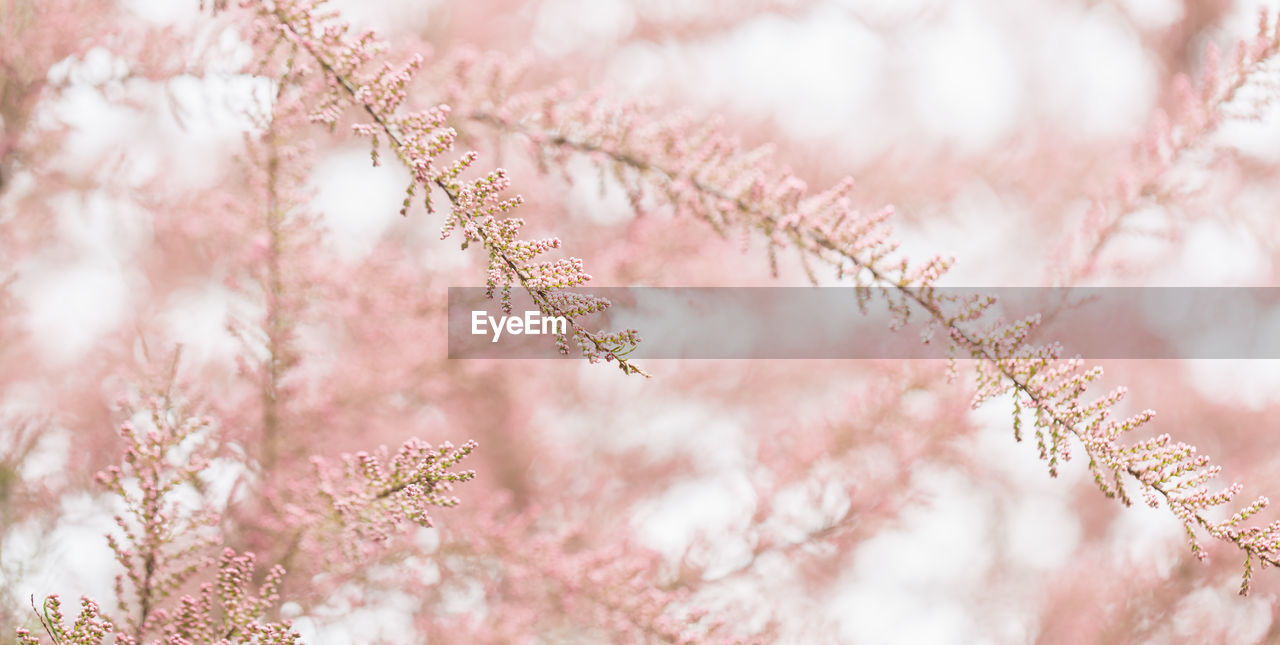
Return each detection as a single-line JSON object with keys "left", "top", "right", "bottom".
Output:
{"left": 262, "top": 118, "right": 284, "bottom": 469}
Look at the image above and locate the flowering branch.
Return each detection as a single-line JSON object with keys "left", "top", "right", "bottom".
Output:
{"left": 14, "top": 365, "right": 302, "bottom": 644}
{"left": 245, "top": 0, "right": 648, "bottom": 375}
{"left": 303, "top": 439, "right": 478, "bottom": 565}
{"left": 1072, "top": 8, "right": 1280, "bottom": 278}
{"left": 16, "top": 554, "right": 300, "bottom": 645}
{"left": 18, "top": 596, "right": 114, "bottom": 645}
{"left": 94, "top": 391, "right": 223, "bottom": 640}
{"left": 11, "top": 359, "right": 479, "bottom": 641}
{"left": 456, "top": 63, "right": 1280, "bottom": 592}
